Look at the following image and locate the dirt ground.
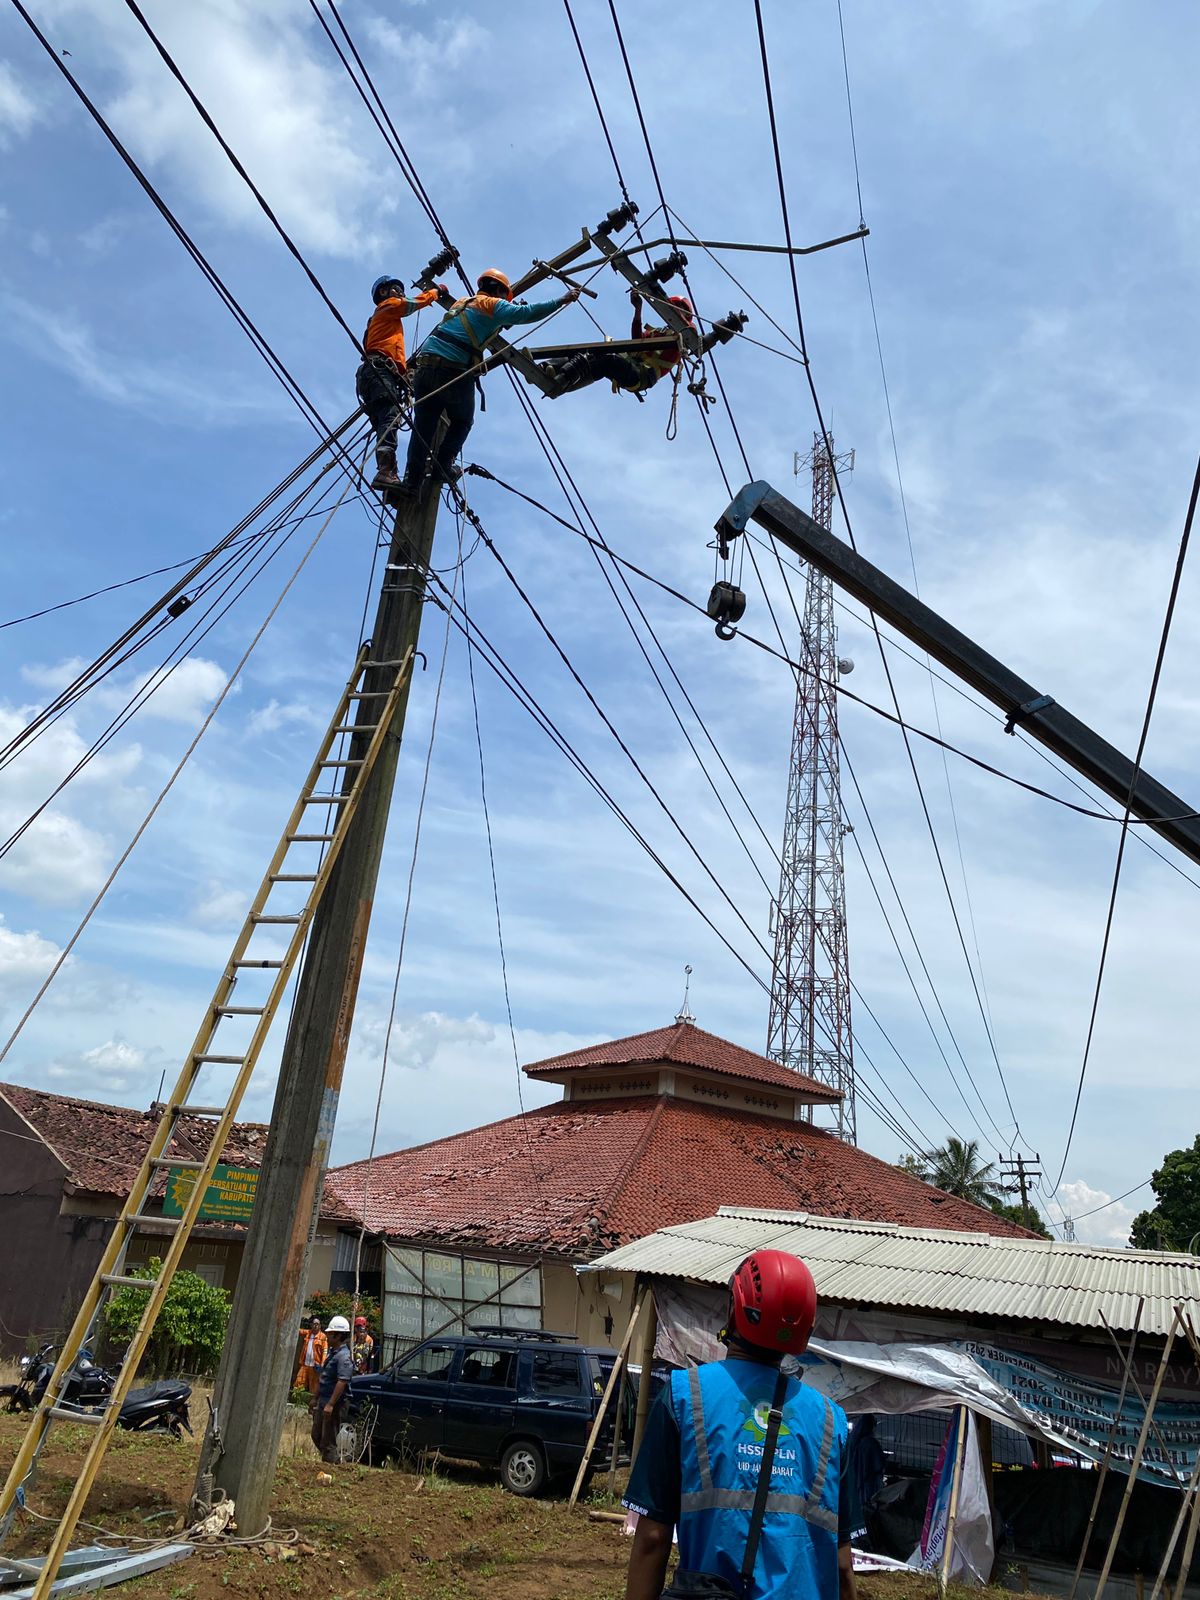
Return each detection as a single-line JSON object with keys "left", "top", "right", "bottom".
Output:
{"left": 0, "top": 1408, "right": 1044, "bottom": 1600}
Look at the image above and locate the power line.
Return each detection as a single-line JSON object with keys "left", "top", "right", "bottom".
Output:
{"left": 0, "top": 413, "right": 364, "bottom": 773}
{"left": 0, "top": 475, "right": 356, "bottom": 1064}
{"left": 1049, "top": 451, "right": 1200, "bottom": 1192}
{"left": 426, "top": 580, "right": 773, "bottom": 997}
{"left": 12, "top": 0, "right": 340, "bottom": 442}
{"left": 119, "top": 0, "right": 362, "bottom": 349}
{"left": 0, "top": 447, "right": 371, "bottom": 862}
{"left": 749, "top": 0, "right": 1023, "bottom": 1146}
{"left": 833, "top": 0, "right": 1000, "bottom": 1049}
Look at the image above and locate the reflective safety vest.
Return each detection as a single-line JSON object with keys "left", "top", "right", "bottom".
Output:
{"left": 671, "top": 1358, "right": 845, "bottom": 1600}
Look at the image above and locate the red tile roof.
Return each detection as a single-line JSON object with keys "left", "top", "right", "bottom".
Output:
{"left": 327, "top": 1095, "right": 1033, "bottom": 1256}
{"left": 0, "top": 1082, "right": 271, "bottom": 1200}
{"left": 524, "top": 1020, "right": 840, "bottom": 1101}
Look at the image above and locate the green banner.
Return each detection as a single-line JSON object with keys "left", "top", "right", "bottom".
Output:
{"left": 163, "top": 1162, "right": 259, "bottom": 1222}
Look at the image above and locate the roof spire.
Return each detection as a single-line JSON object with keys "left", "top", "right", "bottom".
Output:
{"left": 675, "top": 964, "right": 695, "bottom": 1025}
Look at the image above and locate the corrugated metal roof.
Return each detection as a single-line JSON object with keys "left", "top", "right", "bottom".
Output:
{"left": 584, "top": 1207, "right": 1200, "bottom": 1336}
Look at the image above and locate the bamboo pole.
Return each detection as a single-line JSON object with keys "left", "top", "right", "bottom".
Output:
{"left": 1094, "top": 1310, "right": 1182, "bottom": 1600}
{"left": 939, "top": 1406, "right": 970, "bottom": 1597}
{"left": 1069, "top": 1298, "right": 1146, "bottom": 1600}
{"left": 1170, "top": 1313, "right": 1200, "bottom": 1600}
{"left": 1150, "top": 1450, "right": 1200, "bottom": 1600}
{"left": 606, "top": 1357, "right": 630, "bottom": 1495}
{"left": 631, "top": 1284, "right": 658, "bottom": 1462}
{"left": 569, "top": 1289, "right": 644, "bottom": 1507}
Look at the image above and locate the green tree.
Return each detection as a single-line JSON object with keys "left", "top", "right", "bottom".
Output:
{"left": 303, "top": 1287, "right": 381, "bottom": 1340}
{"left": 990, "top": 1201, "right": 1051, "bottom": 1238}
{"left": 1129, "top": 1136, "right": 1200, "bottom": 1251}
{"left": 919, "top": 1138, "right": 1005, "bottom": 1208}
{"left": 103, "top": 1258, "right": 230, "bottom": 1375}
{"left": 895, "top": 1153, "right": 928, "bottom": 1179}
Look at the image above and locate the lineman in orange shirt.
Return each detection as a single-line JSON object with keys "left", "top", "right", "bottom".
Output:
{"left": 357, "top": 275, "right": 450, "bottom": 491}
{"left": 294, "top": 1315, "right": 327, "bottom": 1398}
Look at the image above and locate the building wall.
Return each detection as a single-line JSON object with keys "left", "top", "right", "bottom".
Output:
{"left": 0, "top": 1101, "right": 106, "bottom": 1348}
{"left": 543, "top": 1260, "right": 634, "bottom": 1350}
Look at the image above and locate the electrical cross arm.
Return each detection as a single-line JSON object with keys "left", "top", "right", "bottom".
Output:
{"left": 715, "top": 480, "right": 1200, "bottom": 868}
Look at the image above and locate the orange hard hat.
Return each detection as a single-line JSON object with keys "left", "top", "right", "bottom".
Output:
{"left": 477, "top": 268, "right": 513, "bottom": 299}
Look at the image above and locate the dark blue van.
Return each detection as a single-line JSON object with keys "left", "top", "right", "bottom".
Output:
{"left": 350, "top": 1327, "right": 634, "bottom": 1496}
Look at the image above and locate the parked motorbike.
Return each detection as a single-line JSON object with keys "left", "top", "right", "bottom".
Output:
{"left": 1, "top": 1345, "right": 191, "bottom": 1435}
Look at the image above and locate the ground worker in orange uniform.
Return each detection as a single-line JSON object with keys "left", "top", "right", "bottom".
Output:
{"left": 294, "top": 1314, "right": 327, "bottom": 1398}
{"left": 356, "top": 275, "right": 450, "bottom": 491}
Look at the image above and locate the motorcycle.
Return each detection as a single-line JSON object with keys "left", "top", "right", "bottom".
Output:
{"left": 1, "top": 1345, "right": 191, "bottom": 1435}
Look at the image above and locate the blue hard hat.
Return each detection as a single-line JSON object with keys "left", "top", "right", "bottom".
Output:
{"left": 371, "top": 275, "right": 403, "bottom": 304}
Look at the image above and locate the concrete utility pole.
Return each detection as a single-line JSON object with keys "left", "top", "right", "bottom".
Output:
{"left": 1000, "top": 1151, "right": 1042, "bottom": 1211}
{"left": 766, "top": 436, "right": 857, "bottom": 1141}
{"left": 195, "top": 206, "right": 639, "bottom": 1535}
{"left": 197, "top": 483, "right": 441, "bottom": 1534}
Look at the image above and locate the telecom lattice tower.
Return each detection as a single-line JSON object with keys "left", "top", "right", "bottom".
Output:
{"left": 766, "top": 435, "right": 857, "bottom": 1141}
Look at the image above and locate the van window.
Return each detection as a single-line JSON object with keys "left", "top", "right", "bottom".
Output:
{"left": 459, "top": 1349, "right": 517, "bottom": 1389}
{"left": 531, "top": 1352, "right": 584, "bottom": 1396}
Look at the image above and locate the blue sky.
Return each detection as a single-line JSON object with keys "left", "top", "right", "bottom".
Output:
{"left": 1, "top": 0, "right": 1197, "bottom": 1249}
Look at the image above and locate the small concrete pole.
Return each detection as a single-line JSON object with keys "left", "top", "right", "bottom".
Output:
{"left": 196, "top": 482, "right": 444, "bottom": 1535}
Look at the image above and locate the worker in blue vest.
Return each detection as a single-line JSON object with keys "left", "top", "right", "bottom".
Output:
{"left": 622, "top": 1250, "right": 856, "bottom": 1600}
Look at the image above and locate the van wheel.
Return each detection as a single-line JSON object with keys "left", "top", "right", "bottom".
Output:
{"left": 500, "top": 1440, "right": 545, "bottom": 1497}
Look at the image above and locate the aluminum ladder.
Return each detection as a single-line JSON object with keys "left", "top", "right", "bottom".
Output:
{"left": 0, "top": 643, "right": 414, "bottom": 1596}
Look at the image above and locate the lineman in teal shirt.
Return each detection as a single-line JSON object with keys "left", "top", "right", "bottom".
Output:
{"left": 623, "top": 1250, "right": 857, "bottom": 1600}
{"left": 401, "top": 267, "right": 578, "bottom": 494}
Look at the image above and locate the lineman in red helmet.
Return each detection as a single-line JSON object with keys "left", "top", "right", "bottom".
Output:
{"left": 623, "top": 1250, "right": 857, "bottom": 1600}
{"left": 545, "top": 288, "right": 694, "bottom": 398}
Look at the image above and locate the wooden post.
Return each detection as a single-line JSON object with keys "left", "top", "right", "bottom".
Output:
{"left": 569, "top": 1290, "right": 644, "bottom": 1507}
{"left": 975, "top": 1413, "right": 996, "bottom": 1583}
{"left": 1094, "top": 1312, "right": 1182, "bottom": 1600}
{"left": 939, "top": 1406, "right": 970, "bottom": 1597}
{"left": 606, "top": 1359, "right": 630, "bottom": 1495}
{"left": 631, "top": 1284, "right": 658, "bottom": 1462}
{"left": 1070, "top": 1300, "right": 1146, "bottom": 1600}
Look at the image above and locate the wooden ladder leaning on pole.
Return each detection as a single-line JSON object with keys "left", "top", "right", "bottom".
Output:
{"left": 0, "top": 642, "right": 415, "bottom": 1600}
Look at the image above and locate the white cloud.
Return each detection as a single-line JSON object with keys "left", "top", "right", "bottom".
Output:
{"left": 364, "top": 16, "right": 488, "bottom": 95}
{"left": 246, "top": 697, "right": 323, "bottom": 736}
{"left": 82, "top": 1037, "right": 144, "bottom": 1072}
{"left": 20, "top": 656, "right": 90, "bottom": 695}
{"left": 192, "top": 880, "right": 249, "bottom": 928}
{"left": 126, "top": 656, "right": 230, "bottom": 725}
{"left": 0, "top": 62, "right": 40, "bottom": 144}
{"left": 0, "top": 701, "right": 142, "bottom": 906}
{"left": 1056, "top": 1180, "right": 1139, "bottom": 1250}
{"left": 0, "top": 914, "right": 62, "bottom": 996}
{"left": 0, "top": 289, "right": 278, "bottom": 420}
{"left": 30, "top": 0, "right": 395, "bottom": 258}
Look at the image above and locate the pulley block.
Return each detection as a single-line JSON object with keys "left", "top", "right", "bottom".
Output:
{"left": 707, "top": 580, "right": 746, "bottom": 641}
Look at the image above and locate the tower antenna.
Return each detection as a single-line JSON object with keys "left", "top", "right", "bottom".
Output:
{"left": 766, "top": 435, "right": 857, "bottom": 1140}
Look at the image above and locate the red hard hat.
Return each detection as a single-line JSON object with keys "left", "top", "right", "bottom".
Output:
{"left": 668, "top": 295, "right": 694, "bottom": 322}
{"left": 729, "top": 1249, "right": 817, "bottom": 1355}
{"left": 354, "top": 1316, "right": 368, "bottom": 1327}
